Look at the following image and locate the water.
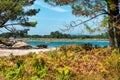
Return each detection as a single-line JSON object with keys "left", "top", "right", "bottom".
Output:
{"left": 26, "top": 40, "right": 109, "bottom": 48}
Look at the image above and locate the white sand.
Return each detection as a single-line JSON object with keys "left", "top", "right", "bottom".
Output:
{"left": 0, "top": 48, "right": 56, "bottom": 57}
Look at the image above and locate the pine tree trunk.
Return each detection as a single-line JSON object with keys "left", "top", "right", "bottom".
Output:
{"left": 115, "top": 27, "right": 120, "bottom": 48}
{"left": 108, "top": 16, "right": 115, "bottom": 47}
{"left": 106, "top": 0, "right": 119, "bottom": 48}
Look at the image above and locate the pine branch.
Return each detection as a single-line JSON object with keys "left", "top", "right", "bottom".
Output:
{"left": 61, "top": 13, "right": 105, "bottom": 31}
{"left": 3, "top": 23, "right": 21, "bottom": 27}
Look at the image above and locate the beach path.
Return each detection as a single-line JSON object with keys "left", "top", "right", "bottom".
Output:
{"left": 0, "top": 48, "right": 56, "bottom": 57}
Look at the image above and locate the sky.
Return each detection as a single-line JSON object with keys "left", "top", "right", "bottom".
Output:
{"left": 0, "top": 0, "right": 104, "bottom": 35}
{"left": 27, "top": 0, "right": 85, "bottom": 35}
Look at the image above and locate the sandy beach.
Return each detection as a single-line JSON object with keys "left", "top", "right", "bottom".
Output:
{"left": 0, "top": 48, "right": 56, "bottom": 57}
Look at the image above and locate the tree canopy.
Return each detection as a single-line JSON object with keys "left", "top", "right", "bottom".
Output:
{"left": 44, "top": 0, "right": 120, "bottom": 48}
{"left": 0, "top": 0, "right": 39, "bottom": 32}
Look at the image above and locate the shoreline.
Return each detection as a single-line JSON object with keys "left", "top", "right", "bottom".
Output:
{"left": 16, "top": 38, "right": 109, "bottom": 42}
{"left": 0, "top": 47, "right": 56, "bottom": 57}
{"left": 0, "top": 38, "right": 109, "bottom": 57}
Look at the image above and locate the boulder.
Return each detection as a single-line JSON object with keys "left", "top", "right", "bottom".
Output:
{"left": 12, "top": 42, "right": 32, "bottom": 49}
{"left": 37, "top": 44, "right": 47, "bottom": 49}
{"left": 0, "top": 38, "right": 14, "bottom": 46}
{"left": 0, "top": 44, "right": 7, "bottom": 48}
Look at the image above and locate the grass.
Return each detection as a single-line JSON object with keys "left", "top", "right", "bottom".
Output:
{"left": 0, "top": 44, "right": 120, "bottom": 80}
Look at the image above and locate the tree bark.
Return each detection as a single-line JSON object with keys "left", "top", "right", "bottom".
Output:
{"left": 112, "top": 0, "right": 120, "bottom": 48}
{"left": 115, "top": 26, "right": 120, "bottom": 48}
{"left": 106, "top": 0, "right": 119, "bottom": 48}
{"left": 108, "top": 23, "right": 115, "bottom": 48}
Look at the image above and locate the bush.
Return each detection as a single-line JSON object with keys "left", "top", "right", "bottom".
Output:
{"left": 0, "top": 46, "right": 120, "bottom": 80}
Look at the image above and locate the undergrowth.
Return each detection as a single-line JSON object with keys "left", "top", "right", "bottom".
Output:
{"left": 0, "top": 44, "right": 120, "bottom": 80}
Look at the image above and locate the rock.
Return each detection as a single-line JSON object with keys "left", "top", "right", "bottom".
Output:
{"left": 0, "top": 38, "right": 14, "bottom": 46}
{"left": 37, "top": 44, "right": 47, "bottom": 49}
{"left": 12, "top": 42, "right": 32, "bottom": 49}
{"left": 0, "top": 44, "right": 7, "bottom": 48}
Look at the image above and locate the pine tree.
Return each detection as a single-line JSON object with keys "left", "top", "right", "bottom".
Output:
{"left": 44, "top": 0, "right": 120, "bottom": 48}
{"left": 0, "top": 0, "right": 39, "bottom": 30}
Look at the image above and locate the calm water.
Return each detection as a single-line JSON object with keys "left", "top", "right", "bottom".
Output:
{"left": 26, "top": 40, "right": 109, "bottom": 48}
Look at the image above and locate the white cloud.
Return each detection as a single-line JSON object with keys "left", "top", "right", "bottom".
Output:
{"left": 35, "top": 0, "right": 68, "bottom": 12}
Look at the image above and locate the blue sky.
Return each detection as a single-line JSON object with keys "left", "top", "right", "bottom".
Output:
{"left": 0, "top": 0, "right": 104, "bottom": 35}
{"left": 27, "top": 0, "right": 84, "bottom": 35}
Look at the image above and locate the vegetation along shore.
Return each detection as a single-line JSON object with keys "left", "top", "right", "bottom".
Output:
{"left": 0, "top": 45, "right": 120, "bottom": 80}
